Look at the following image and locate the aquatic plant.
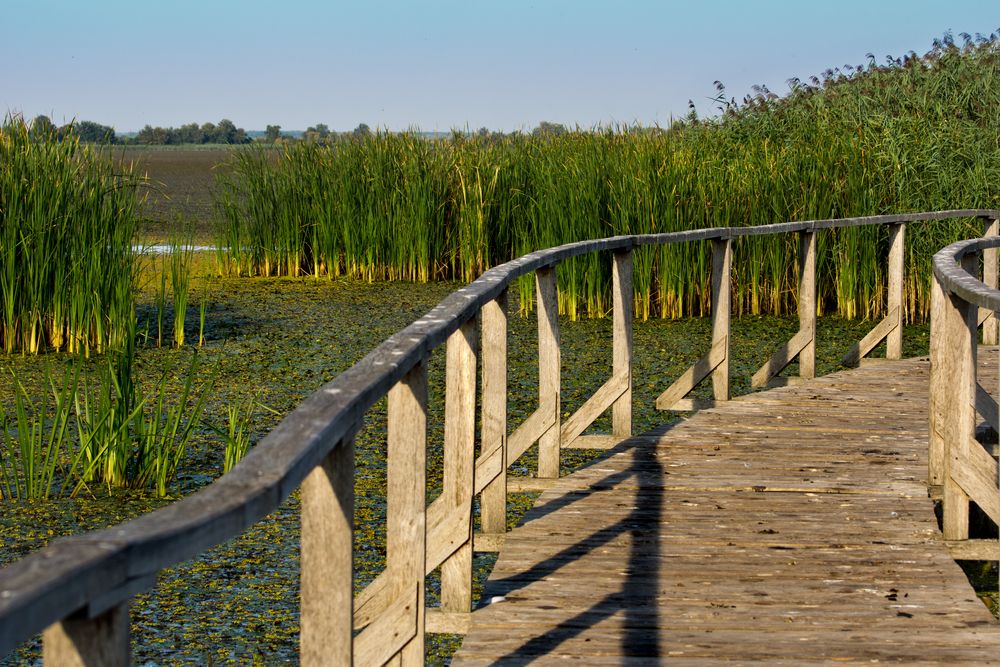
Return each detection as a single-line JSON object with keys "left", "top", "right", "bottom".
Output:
{"left": 219, "top": 35, "right": 999, "bottom": 321}
{"left": 0, "top": 117, "right": 142, "bottom": 354}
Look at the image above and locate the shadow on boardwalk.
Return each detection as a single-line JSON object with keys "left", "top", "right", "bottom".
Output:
{"left": 484, "top": 427, "right": 672, "bottom": 662}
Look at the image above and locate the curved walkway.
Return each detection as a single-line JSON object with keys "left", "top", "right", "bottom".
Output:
{"left": 454, "top": 356, "right": 1000, "bottom": 664}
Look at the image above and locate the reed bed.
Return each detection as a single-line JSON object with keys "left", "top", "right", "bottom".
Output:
{"left": 0, "top": 119, "right": 143, "bottom": 354}
{"left": 220, "top": 36, "right": 999, "bottom": 321}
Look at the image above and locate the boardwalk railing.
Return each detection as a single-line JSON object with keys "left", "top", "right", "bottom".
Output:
{"left": 1, "top": 209, "right": 998, "bottom": 665}
{"left": 931, "top": 216, "right": 1000, "bottom": 562}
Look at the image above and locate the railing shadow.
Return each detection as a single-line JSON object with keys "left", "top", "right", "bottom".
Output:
{"left": 482, "top": 426, "right": 670, "bottom": 661}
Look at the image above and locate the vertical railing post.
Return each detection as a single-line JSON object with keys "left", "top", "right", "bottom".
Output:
{"left": 798, "top": 230, "right": 817, "bottom": 379}
{"left": 387, "top": 361, "right": 428, "bottom": 665}
{"left": 441, "top": 320, "right": 477, "bottom": 615}
{"left": 612, "top": 249, "right": 633, "bottom": 438}
{"left": 479, "top": 292, "right": 508, "bottom": 536}
{"left": 928, "top": 274, "right": 947, "bottom": 492}
{"left": 711, "top": 238, "right": 731, "bottom": 401}
{"left": 301, "top": 433, "right": 355, "bottom": 666}
{"left": 43, "top": 603, "right": 130, "bottom": 666}
{"left": 536, "top": 267, "right": 561, "bottom": 479}
{"left": 983, "top": 217, "right": 998, "bottom": 345}
{"left": 940, "top": 255, "right": 977, "bottom": 541}
{"left": 887, "top": 222, "right": 906, "bottom": 360}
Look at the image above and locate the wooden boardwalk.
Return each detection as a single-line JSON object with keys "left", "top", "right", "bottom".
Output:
{"left": 453, "top": 355, "right": 1000, "bottom": 664}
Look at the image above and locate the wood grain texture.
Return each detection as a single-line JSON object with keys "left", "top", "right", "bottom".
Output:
{"left": 710, "top": 239, "right": 731, "bottom": 401}
{"left": 798, "top": 230, "right": 817, "bottom": 379}
{"left": 841, "top": 307, "right": 900, "bottom": 367}
{"left": 887, "top": 223, "right": 906, "bottom": 359}
{"left": 536, "top": 267, "right": 561, "bottom": 479}
{"left": 655, "top": 336, "right": 727, "bottom": 411}
{"left": 453, "top": 357, "right": 1000, "bottom": 665}
{"left": 441, "top": 321, "right": 477, "bottom": 614}
{"left": 300, "top": 434, "right": 354, "bottom": 665}
{"left": 479, "top": 293, "right": 508, "bottom": 536}
{"left": 43, "top": 603, "right": 129, "bottom": 667}
{"left": 982, "top": 218, "right": 998, "bottom": 345}
{"left": 612, "top": 249, "right": 633, "bottom": 437}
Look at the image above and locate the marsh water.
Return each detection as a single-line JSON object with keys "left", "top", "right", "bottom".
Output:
{"left": 0, "top": 258, "right": 935, "bottom": 663}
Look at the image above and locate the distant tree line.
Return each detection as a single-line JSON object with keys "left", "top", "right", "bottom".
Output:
{"left": 27, "top": 115, "right": 253, "bottom": 145}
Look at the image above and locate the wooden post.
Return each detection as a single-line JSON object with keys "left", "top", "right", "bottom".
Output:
{"left": 612, "top": 249, "right": 633, "bottom": 438}
{"left": 798, "top": 231, "right": 817, "bottom": 379}
{"left": 43, "top": 603, "right": 130, "bottom": 667}
{"left": 536, "top": 267, "right": 561, "bottom": 479}
{"left": 941, "top": 256, "right": 976, "bottom": 541}
{"left": 983, "top": 217, "right": 998, "bottom": 345}
{"left": 711, "top": 238, "right": 731, "bottom": 401}
{"left": 886, "top": 222, "right": 905, "bottom": 360}
{"left": 387, "top": 361, "right": 427, "bottom": 665}
{"left": 300, "top": 434, "right": 355, "bottom": 666}
{"left": 441, "top": 320, "right": 477, "bottom": 614}
{"left": 479, "top": 292, "right": 508, "bottom": 536}
{"left": 928, "top": 274, "right": 946, "bottom": 490}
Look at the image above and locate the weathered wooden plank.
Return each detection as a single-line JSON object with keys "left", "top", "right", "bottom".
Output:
{"left": 506, "top": 407, "right": 554, "bottom": 466}
{"left": 479, "top": 293, "right": 508, "bottom": 536}
{"left": 945, "top": 539, "right": 1000, "bottom": 560}
{"left": 983, "top": 217, "right": 998, "bottom": 345}
{"left": 840, "top": 307, "right": 899, "bottom": 367}
{"left": 441, "top": 321, "right": 477, "bottom": 615}
{"left": 453, "top": 355, "right": 1000, "bottom": 665}
{"left": 975, "top": 381, "right": 999, "bottom": 431}
{"left": 751, "top": 329, "right": 812, "bottom": 389}
{"left": 612, "top": 249, "right": 633, "bottom": 437}
{"left": 353, "top": 586, "right": 419, "bottom": 667}
{"left": 559, "top": 371, "right": 628, "bottom": 447}
{"left": 43, "top": 603, "right": 129, "bottom": 667}
{"left": 710, "top": 238, "right": 731, "bottom": 401}
{"left": 425, "top": 608, "right": 472, "bottom": 634}
{"left": 798, "top": 230, "right": 817, "bottom": 378}
{"left": 535, "top": 267, "right": 561, "bottom": 479}
{"left": 655, "top": 336, "right": 727, "bottom": 411}
{"left": 887, "top": 223, "right": 906, "bottom": 359}
{"left": 385, "top": 363, "right": 427, "bottom": 665}
{"left": 300, "top": 433, "right": 354, "bottom": 665}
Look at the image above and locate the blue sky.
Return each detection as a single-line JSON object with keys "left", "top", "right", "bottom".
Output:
{"left": 3, "top": 0, "right": 997, "bottom": 132}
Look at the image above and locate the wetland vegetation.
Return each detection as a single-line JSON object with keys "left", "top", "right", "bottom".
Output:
{"left": 2, "top": 32, "right": 1000, "bottom": 664}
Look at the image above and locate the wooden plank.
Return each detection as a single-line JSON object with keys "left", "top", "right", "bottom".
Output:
{"left": 975, "top": 382, "right": 999, "bottom": 432}
{"left": 506, "top": 407, "right": 554, "bottom": 466}
{"left": 300, "top": 434, "right": 354, "bottom": 665}
{"left": 886, "top": 223, "right": 905, "bottom": 359}
{"left": 983, "top": 217, "right": 998, "bottom": 345}
{"left": 425, "top": 608, "right": 472, "bottom": 634}
{"left": 535, "top": 267, "right": 561, "bottom": 479}
{"left": 929, "top": 274, "right": 947, "bottom": 488}
{"left": 840, "top": 307, "right": 899, "bottom": 367}
{"left": 612, "top": 249, "right": 633, "bottom": 437}
{"left": 563, "top": 435, "right": 624, "bottom": 450}
{"left": 751, "top": 329, "right": 812, "bottom": 389}
{"left": 385, "top": 363, "right": 427, "bottom": 665}
{"left": 945, "top": 539, "right": 1000, "bottom": 561}
{"left": 506, "top": 477, "right": 556, "bottom": 492}
{"left": 479, "top": 293, "right": 508, "bottom": 536}
{"left": 353, "top": 586, "right": 419, "bottom": 667}
{"left": 655, "top": 336, "right": 727, "bottom": 411}
{"left": 43, "top": 603, "right": 129, "bottom": 667}
{"left": 453, "top": 355, "right": 1000, "bottom": 666}
{"left": 441, "top": 321, "right": 477, "bottom": 615}
{"left": 951, "top": 436, "right": 1000, "bottom": 528}
{"left": 559, "top": 371, "right": 628, "bottom": 447}
{"left": 711, "top": 238, "right": 731, "bottom": 401}
{"left": 473, "top": 532, "right": 504, "bottom": 552}
{"left": 798, "top": 230, "right": 817, "bottom": 379}
{"left": 669, "top": 397, "right": 719, "bottom": 412}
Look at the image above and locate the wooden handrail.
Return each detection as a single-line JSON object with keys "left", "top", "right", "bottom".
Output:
{"left": 930, "top": 217, "right": 1000, "bottom": 562}
{"left": 2, "top": 208, "right": 999, "bottom": 664}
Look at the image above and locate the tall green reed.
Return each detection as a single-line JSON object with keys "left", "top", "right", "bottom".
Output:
{"left": 219, "top": 35, "right": 1000, "bottom": 322}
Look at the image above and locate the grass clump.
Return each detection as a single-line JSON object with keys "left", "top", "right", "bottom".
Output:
{"left": 219, "top": 34, "right": 999, "bottom": 321}
{"left": 0, "top": 117, "right": 143, "bottom": 355}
